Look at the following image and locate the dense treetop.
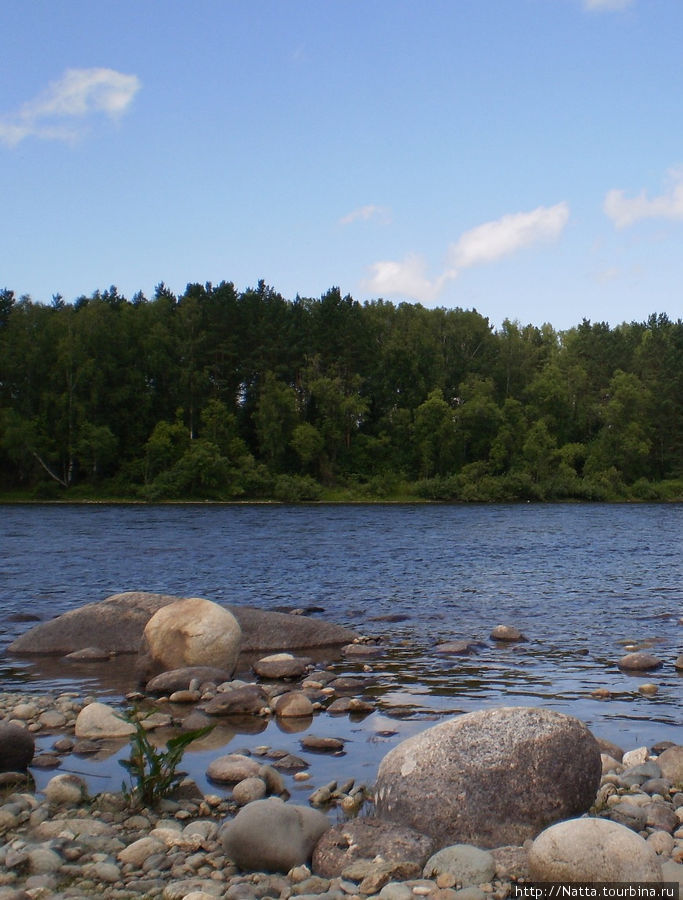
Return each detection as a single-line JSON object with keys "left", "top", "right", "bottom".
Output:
{"left": 1, "top": 281, "right": 681, "bottom": 502}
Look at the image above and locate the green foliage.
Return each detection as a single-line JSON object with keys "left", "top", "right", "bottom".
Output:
{"left": 0, "top": 281, "right": 681, "bottom": 503}
{"left": 118, "top": 709, "right": 212, "bottom": 808}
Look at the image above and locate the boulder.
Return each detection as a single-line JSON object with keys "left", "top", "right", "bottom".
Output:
{"left": 74, "top": 702, "right": 135, "bottom": 739}
{"left": 141, "top": 597, "right": 241, "bottom": 677}
{"left": 0, "top": 723, "right": 35, "bottom": 772}
{"left": 231, "top": 605, "right": 357, "bottom": 652}
{"left": 618, "top": 652, "right": 663, "bottom": 671}
{"left": 146, "top": 666, "right": 235, "bottom": 694}
{"left": 253, "top": 653, "right": 312, "bottom": 680}
{"left": 220, "top": 797, "right": 330, "bottom": 873}
{"left": 8, "top": 590, "right": 358, "bottom": 656}
{"left": 312, "top": 817, "right": 434, "bottom": 878}
{"left": 8, "top": 591, "right": 177, "bottom": 655}
{"left": 528, "top": 817, "right": 662, "bottom": 882}
{"left": 374, "top": 706, "right": 601, "bottom": 849}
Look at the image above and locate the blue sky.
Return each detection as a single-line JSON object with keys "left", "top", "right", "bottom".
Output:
{"left": 2, "top": 0, "right": 682, "bottom": 331}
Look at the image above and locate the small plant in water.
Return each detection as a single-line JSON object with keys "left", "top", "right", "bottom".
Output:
{"left": 118, "top": 708, "right": 213, "bottom": 808}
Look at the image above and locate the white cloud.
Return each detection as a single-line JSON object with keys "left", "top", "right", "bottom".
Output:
{"left": 361, "top": 202, "right": 569, "bottom": 303}
{"left": 339, "top": 204, "right": 392, "bottom": 226}
{"left": 361, "top": 254, "right": 456, "bottom": 303}
{"left": 583, "top": 0, "right": 634, "bottom": 11}
{"left": 0, "top": 68, "right": 141, "bottom": 147}
{"left": 449, "top": 203, "right": 570, "bottom": 269}
{"left": 604, "top": 170, "right": 683, "bottom": 228}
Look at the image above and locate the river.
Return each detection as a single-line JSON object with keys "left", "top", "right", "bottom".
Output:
{"left": 1, "top": 502, "right": 681, "bottom": 792}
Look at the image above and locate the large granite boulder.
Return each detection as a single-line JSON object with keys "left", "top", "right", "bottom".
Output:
{"left": 220, "top": 797, "right": 330, "bottom": 873}
{"left": 374, "top": 706, "right": 602, "bottom": 849}
{"left": 140, "top": 597, "right": 241, "bottom": 677}
{"left": 8, "top": 592, "right": 176, "bottom": 655}
{"left": 528, "top": 817, "right": 662, "bottom": 882}
{"left": 8, "top": 591, "right": 358, "bottom": 656}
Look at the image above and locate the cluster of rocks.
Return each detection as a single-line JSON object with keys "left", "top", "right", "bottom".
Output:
{"left": 2, "top": 593, "right": 682, "bottom": 896}
{"left": 0, "top": 694, "right": 682, "bottom": 898}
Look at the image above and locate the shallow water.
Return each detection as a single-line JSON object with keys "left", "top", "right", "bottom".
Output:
{"left": 1, "top": 502, "right": 682, "bottom": 795}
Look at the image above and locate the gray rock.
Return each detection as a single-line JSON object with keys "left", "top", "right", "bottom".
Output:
{"left": 312, "top": 817, "right": 435, "bottom": 878}
{"left": 375, "top": 706, "right": 601, "bottom": 848}
{"left": 232, "top": 776, "right": 267, "bottom": 805}
{"left": 528, "top": 817, "right": 663, "bottom": 882}
{"left": 618, "top": 651, "right": 663, "bottom": 671}
{"left": 146, "top": 666, "right": 236, "bottom": 694}
{"left": 253, "top": 653, "right": 312, "bottom": 679}
{"left": 8, "top": 591, "right": 357, "bottom": 656}
{"left": 490, "top": 624, "right": 525, "bottom": 641}
{"left": 231, "top": 605, "right": 358, "bottom": 652}
{"left": 206, "top": 753, "right": 261, "bottom": 784}
{"left": 0, "top": 723, "right": 34, "bottom": 772}
{"left": 434, "top": 640, "right": 482, "bottom": 655}
{"left": 74, "top": 701, "right": 135, "bottom": 739}
{"left": 423, "top": 844, "right": 496, "bottom": 886}
{"left": 596, "top": 737, "right": 624, "bottom": 761}
{"left": 656, "top": 745, "right": 683, "bottom": 783}
{"left": 609, "top": 800, "right": 647, "bottom": 831}
{"left": 644, "top": 800, "right": 679, "bottom": 833}
{"left": 220, "top": 797, "right": 330, "bottom": 873}
{"left": 202, "top": 684, "right": 269, "bottom": 717}
{"left": 273, "top": 691, "right": 314, "bottom": 718}
{"left": 27, "top": 847, "right": 62, "bottom": 874}
{"left": 44, "top": 773, "right": 87, "bottom": 806}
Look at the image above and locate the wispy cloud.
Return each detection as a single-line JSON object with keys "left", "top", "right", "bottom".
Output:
{"left": 362, "top": 203, "right": 569, "bottom": 303}
{"left": 362, "top": 254, "right": 455, "bottom": 303}
{"left": 0, "top": 68, "right": 141, "bottom": 147}
{"left": 583, "top": 0, "right": 634, "bottom": 11}
{"left": 449, "top": 203, "right": 569, "bottom": 269}
{"left": 604, "top": 169, "right": 683, "bottom": 228}
{"left": 339, "top": 204, "right": 392, "bottom": 226}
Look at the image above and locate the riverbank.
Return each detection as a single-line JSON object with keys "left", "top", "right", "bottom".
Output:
{"left": 1, "top": 688, "right": 682, "bottom": 898}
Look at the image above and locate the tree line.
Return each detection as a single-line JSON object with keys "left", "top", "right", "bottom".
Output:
{"left": 1, "top": 280, "right": 681, "bottom": 502}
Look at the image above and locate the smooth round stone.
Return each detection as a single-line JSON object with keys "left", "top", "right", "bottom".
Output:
{"left": 273, "top": 691, "right": 314, "bottom": 718}
{"left": 28, "top": 847, "right": 63, "bottom": 874}
{"left": 44, "top": 773, "right": 87, "bottom": 806}
{"left": 618, "top": 652, "right": 662, "bottom": 671}
{"left": 206, "top": 753, "right": 261, "bottom": 784}
{"left": 232, "top": 776, "right": 267, "bottom": 805}
{"left": 490, "top": 624, "right": 525, "bottom": 641}
{"left": 423, "top": 844, "right": 496, "bottom": 886}
{"left": 529, "top": 817, "right": 662, "bottom": 882}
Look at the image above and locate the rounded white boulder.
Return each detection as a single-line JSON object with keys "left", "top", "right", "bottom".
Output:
{"left": 142, "top": 597, "right": 241, "bottom": 674}
{"left": 528, "top": 817, "right": 663, "bottom": 882}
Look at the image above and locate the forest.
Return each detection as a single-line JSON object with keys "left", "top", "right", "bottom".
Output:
{"left": 1, "top": 280, "right": 682, "bottom": 503}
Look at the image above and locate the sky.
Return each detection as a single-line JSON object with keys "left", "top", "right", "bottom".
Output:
{"left": 1, "top": 0, "right": 682, "bottom": 332}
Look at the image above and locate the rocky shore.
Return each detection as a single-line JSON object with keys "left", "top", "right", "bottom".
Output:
{"left": 0, "top": 688, "right": 682, "bottom": 900}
